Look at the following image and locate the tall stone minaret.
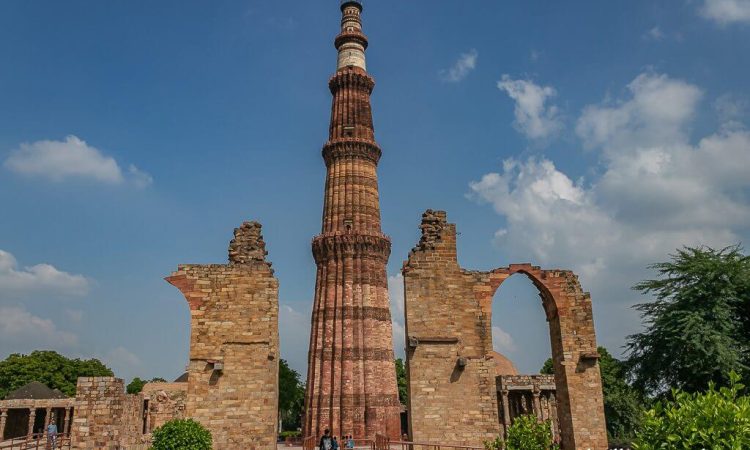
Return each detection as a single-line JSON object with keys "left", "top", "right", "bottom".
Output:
{"left": 304, "top": 0, "right": 401, "bottom": 440}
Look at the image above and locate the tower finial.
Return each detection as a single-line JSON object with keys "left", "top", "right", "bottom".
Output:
{"left": 336, "top": 0, "right": 368, "bottom": 71}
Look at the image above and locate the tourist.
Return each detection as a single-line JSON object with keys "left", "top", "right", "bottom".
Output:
{"left": 332, "top": 435, "right": 340, "bottom": 450}
{"left": 319, "top": 429, "right": 333, "bottom": 450}
{"left": 47, "top": 416, "right": 58, "bottom": 448}
{"left": 347, "top": 434, "right": 355, "bottom": 449}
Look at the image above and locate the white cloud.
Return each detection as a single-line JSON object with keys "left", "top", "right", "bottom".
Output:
{"left": 439, "top": 49, "right": 478, "bottom": 83}
{"left": 0, "top": 306, "right": 78, "bottom": 347}
{"left": 577, "top": 73, "right": 703, "bottom": 152}
{"left": 700, "top": 0, "right": 750, "bottom": 25}
{"left": 643, "top": 26, "right": 665, "bottom": 40}
{"left": 492, "top": 326, "right": 517, "bottom": 354}
{"left": 4, "top": 135, "right": 152, "bottom": 188}
{"left": 472, "top": 72, "right": 750, "bottom": 355}
{"left": 498, "top": 75, "right": 564, "bottom": 142}
{"left": 0, "top": 249, "right": 90, "bottom": 296}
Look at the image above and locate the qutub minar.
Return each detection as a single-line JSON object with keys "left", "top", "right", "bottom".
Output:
{"left": 303, "top": 0, "right": 402, "bottom": 440}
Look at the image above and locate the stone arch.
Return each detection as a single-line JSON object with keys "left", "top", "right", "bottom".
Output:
{"left": 402, "top": 210, "right": 607, "bottom": 450}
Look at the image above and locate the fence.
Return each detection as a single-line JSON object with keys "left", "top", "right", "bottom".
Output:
{"left": 0, "top": 433, "right": 71, "bottom": 449}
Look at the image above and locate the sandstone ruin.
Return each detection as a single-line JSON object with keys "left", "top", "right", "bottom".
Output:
{"left": 403, "top": 210, "right": 608, "bottom": 449}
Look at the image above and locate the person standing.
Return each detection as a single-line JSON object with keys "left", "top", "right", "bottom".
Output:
{"left": 347, "top": 435, "right": 355, "bottom": 449}
{"left": 319, "top": 429, "right": 333, "bottom": 450}
{"left": 332, "top": 436, "right": 339, "bottom": 450}
{"left": 47, "top": 416, "right": 58, "bottom": 449}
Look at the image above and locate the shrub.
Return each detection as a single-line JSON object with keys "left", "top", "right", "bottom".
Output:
{"left": 633, "top": 372, "right": 750, "bottom": 449}
{"left": 484, "top": 415, "right": 558, "bottom": 450}
{"left": 151, "top": 419, "right": 212, "bottom": 450}
{"left": 280, "top": 430, "right": 301, "bottom": 439}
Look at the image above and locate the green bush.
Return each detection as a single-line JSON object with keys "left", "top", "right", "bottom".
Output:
{"left": 633, "top": 372, "right": 750, "bottom": 449}
{"left": 151, "top": 419, "right": 212, "bottom": 450}
{"left": 280, "top": 430, "right": 301, "bottom": 439}
{"left": 484, "top": 415, "right": 558, "bottom": 450}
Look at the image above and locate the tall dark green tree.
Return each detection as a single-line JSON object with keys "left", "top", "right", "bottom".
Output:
{"left": 540, "top": 347, "right": 644, "bottom": 442}
{"left": 395, "top": 358, "right": 408, "bottom": 405}
{"left": 626, "top": 245, "right": 750, "bottom": 396}
{"left": 0, "top": 351, "right": 113, "bottom": 398}
{"left": 279, "top": 359, "right": 305, "bottom": 431}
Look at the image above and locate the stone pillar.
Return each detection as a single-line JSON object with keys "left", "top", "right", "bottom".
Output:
{"left": 44, "top": 407, "right": 52, "bottom": 436}
{"left": 532, "top": 388, "right": 542, "bottom": 421}
{"left": 0, "top": 408, "right": 7, "bottom": 441}
{"left": 501, "top": 389, "right": 510, "bottom": 437}
{"left": 27, "top": 408, "right": 36, "bottom": 437}
{"left": 63, "top": 407, "right": 71, "bottom": 435}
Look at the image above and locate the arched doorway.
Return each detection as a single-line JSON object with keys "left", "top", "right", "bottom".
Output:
{"left": 490, "top": 273, "right": 558, "bottom": 441}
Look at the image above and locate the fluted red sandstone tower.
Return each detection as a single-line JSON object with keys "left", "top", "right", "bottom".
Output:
{"left": 304, "top": 0, "right": 401, "bottom": 440}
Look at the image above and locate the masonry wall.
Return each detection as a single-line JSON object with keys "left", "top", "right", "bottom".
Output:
{"left": 402, "top": 210, "right": 608, "bottom": 450}
{"left": 402, "top": 211, "right": 501, "bottom": 445}
{"left": 141, "top": 382, "right": 187, "bottom": 432}
{"left": 70, "top": 377, "right": 144, "bottom": 449}
{"left": 166, "top": 221, "right": 279, "bottom": 450}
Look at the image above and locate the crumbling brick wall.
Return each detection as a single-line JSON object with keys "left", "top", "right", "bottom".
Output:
{"left": 166, "top": 221, "right": 279, "bottom": 450}
{"left": 70, "top": 377, "right": 144, "bottom": 449}
{"left": 402, "top": 210, "right": 607, "bottom": 450}
{"left": 141, "top": 382, "right": 187, "bottom": 432}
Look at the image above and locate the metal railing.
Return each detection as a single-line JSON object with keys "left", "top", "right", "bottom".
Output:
{"left": 302, "top": 434, "right": 482, "bottom": 450}
{"left": 0, "top": 433, "right": 71, "bottom": 450}
{"left": 376, "top": 434, "right": 482, "bottom": 450}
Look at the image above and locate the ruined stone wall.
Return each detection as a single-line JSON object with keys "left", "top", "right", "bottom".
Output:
{"left": 403, "top": 210, "right": 608, "bottom": 450}
{"left": 402, "top": 211, "right": 500, "bottom": 445}
{"left": 167, "top": 221, "right": 279, "bottom": 450}
{"left": 141, "top": 382, "right": 187, "bottom": 432}
{"left": 70, "top": 377, "right": 144, "bottom": 449}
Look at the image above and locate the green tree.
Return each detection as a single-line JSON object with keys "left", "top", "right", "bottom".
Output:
{"left": 127, "top": 377, "right": 167, "bottom": 394}
{"left": 279, "top": 359, "right": 305, "bottom": 431}
{"left": 632, "top": 372, "right": 750, "bottom": 450}
{"left": 150, "top": 419, "right": 212, "bottom": 450}
{"left": 540, "top": 347, "right": 644, "bottom": 442}
{"left": 127, "top": 377, "right": 147, "bottom": 394}
{"left": 0, "top": 350, "right": 113, "bottom": 398}
{"left": 395, "top": 358, "right": 408, "bottom": 405}
{"left": 627, "top": 245, "right": 750, "bottom": 396}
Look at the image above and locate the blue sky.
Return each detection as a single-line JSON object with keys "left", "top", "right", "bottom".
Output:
{"left": 1, "top": 0, "right": 749, "bottom": 380}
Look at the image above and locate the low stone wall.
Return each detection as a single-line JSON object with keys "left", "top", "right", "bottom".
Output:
{"left": 70, "top": 377, "right": 145, "bottom": 449}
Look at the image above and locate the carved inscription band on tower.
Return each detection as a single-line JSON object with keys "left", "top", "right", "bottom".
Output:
{"left": 304, "top": 0, "right": 401, "bottom": 440}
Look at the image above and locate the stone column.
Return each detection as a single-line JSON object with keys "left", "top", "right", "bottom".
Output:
{"left": 501, "top": 389, "right": 510, "bottom": 437}
{"left": 63, "top": 407, "right": 71, "bottom": 435}
{"left": 0, "top": 408, "right": 7, "bottom": 441}
{"left": 27, "top": 408, "right": 36, "bottom": 437}
{"left": 532, "top": 388, "right": 542, "bottom": 421}
{"left": 44, "top": 407, "right": 52, "bottom": 436}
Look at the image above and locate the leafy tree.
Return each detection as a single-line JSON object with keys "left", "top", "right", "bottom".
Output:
{"left": 150, "top": 419, "right": 212, "bottom": 450}
{"left": 0, "top": 351, "right": 113, "bottom": 398}
{"left": 505, "top": 415, "right": 557, "bottom": 450}
{"left": 127, "top": 377, "right": 168, "bottom": 394}
{"left": 279, "top": 359, "right": 305, "bottom": 431}
{"left": 627, "top": 245, "right": 750, "bottom": 396}
{"left": 632, "top": 372, "right": 750, "bottom": 449}
{"left": 395, "top": 358, "right": 408, "bottom": 405}
{"left": 127, "top": 377, "right": 147, "bottom": 394}
{"left": 540, "top": 358, "right": 554, "bottom": 375}
{"left": 540, "top": 347, "right": 644, "bottom": 442}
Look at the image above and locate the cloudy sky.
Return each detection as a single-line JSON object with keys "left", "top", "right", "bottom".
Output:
{"left": 1, "top": 0, "right": 749, "bottom": 380}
